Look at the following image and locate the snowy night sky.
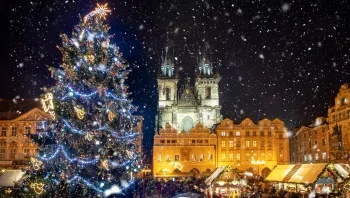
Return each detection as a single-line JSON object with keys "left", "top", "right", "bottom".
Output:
{"left": 1, "top": 0, "right": 350, "bottom": 159}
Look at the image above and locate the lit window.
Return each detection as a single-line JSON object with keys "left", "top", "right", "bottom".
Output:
{"left": 10, "top": 148, "right": 16, "bottom": 159}
{"left": 192, "top": 154, "right": 196, "bottom": 161}
{"left": 11, "top": 127, "right": 17, "bottom": 136}
{"left": 200, "top": 154, "right": 204, "bottom": 162}
{"left": 24, "top": 126, "right": 31, "bottom": 134}
{"left": 175, "top": 155, "right": 179, "bottom": 162}
{"left": 24, "top": 148, "right": 30, "bottom": 159}
{"left": 229, "top": 141, "right": 233, "bottom": 147}
{"left": 236, "top": 131, "right": 240, "bottom": 136}
{"left": 229, "top": 154, "right": 233, "bottom": 161}
{"left": 221, "top": 140, "right": 226, "bottom": 148}
{"left": 315, "top": 153, "right": 319, "bottom": 161}
{"left": 252, "top": 141, "right": 257, "bottom": 148}
{"left": 0, "top": 149, "right": 5, "bottom": 160}
{"left": 157, "top": 155, "right": 162, "bottom": 162}
{"left": 166, "top": 155, "right": 171, "bottom": 162}
{"left": 245, "top": 141, "right": 250, "bottom": 148}
{"left": 221, "top": 131, "right": 226, "bottom": 136}
{"left": 304, "top": 155, "right": 307, "bottom": 162}
{"left": 308, "top": 154, "right": 312, "bottom": 161}
{"left": 1, "top": 127, "right": 6, "bottom": 137}
{"left": 268, "top": 153, "right": 272, "bottom": 160}
{"left": 322, "top": 139, "right": 326, "bottom": 146}
{"left": 208, "top": 154, "right": 213, "bottom": 161}
{"left": 260, "top": 153, "right": 265, "bottom": 160}
{"left": 322, "top": 152, "right": 327, "bottom": 160}
{"left": 221, "top": 154, "right": 226, "bottom": 160}
{"left": 245, "top": 153, "right": 250, "bottom": 161}
{"left": 236, "top": 153, "right": 241, "bottom": 161}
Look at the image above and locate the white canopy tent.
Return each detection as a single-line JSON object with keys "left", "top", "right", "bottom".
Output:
{"left": 0, "top": 170, "right": 25, "bottom": 186}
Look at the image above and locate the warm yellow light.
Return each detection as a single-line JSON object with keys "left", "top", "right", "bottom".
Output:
{"left": 108, "top": 111, "right": 116, "bottom": 121}
{"left": 41, "top": 93, "right": 54, "bottom": 112}
{"left": 84, "top": 3, "right": 111, "bottom": 22}
{"left": 217, "top": 181, "right": 225, "bottom": 186}
{"left": 74, "top": 106, "right": 86, "bottom": 119}
{"left": 30, "top": 157, "right": 42, "bottom": 171}
{"left": 30, "top": 182, "right": 44, "bottom": 194}
{"left": 5, "top": 188, "right": 12, "bottom": 194}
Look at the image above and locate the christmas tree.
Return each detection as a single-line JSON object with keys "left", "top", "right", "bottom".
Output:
{"left": 13, "top": 3, "right": 141, "bottom": 197}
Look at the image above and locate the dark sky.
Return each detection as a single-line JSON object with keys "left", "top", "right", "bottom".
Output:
{"left": 2, "top": 0, "right": 350, "bottom": 160}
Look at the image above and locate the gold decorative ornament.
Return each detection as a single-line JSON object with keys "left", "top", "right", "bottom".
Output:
{"left": 85, "top": 54, "right": 95, "bottom": 63}
{"left": 5, "top": 188, "right": 12, "bottom": 194}
{"left": 41, "top": 92, "right": 56, "bottom": 119}
{"left": 101, "top": 159, "right": 109, "bottom": 170}
{"left": 85, "top": 132, "right": 94, "bottom": 141}
{"left": 108, "top": 111, "right": 116, "bottom": 121}
{"left": 84, "top": 3, "right": 111, "bottom": 22}
{"left": 30, "top": 157, "right": 43, "bottom": 171}
{"left": 30, "top": 182, "right": 44, "bottom": 195}
{"left": 74, "top": 106, "right": 86, "bottom": 120}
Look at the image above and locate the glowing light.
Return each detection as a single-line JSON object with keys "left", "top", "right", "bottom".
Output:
{"left": 30, "top": 182, "right": 44, "bottom": 194}
{"left": 101, "top": 159, "right": 109, "bottom": 170}
{"left": 30, "top": 157, "right": 42, "bottom": 170}
{"left": 74, "top": 106, "right": 86, "bottom": 119}
{"left": 85, "top": 132, "right": 94, "bottom": 141}
{"left": 5, "top": 188, "right": 12, "bottom": 194}
{"left": 84, "top": 3, "right": 111, "bottom": 22}
{"left": 41, "top": 92, "right": 55, "bottom": 119}
{"left": 108, "top": 111, "right": 116, "bottom": 121}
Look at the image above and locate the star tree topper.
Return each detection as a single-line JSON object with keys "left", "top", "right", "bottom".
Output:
{"left": 84, "top": 3, "right": 111, "bottom": 22}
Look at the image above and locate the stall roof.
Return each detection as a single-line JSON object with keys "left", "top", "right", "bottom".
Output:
{"left": 0, "top": 170, "right": 25, "bottom": 186}
{"left": 288, "top": 163, "right": 327, "bottom": 184}
{"left": 264, "top": 165, "right": 296, "bottom": 182}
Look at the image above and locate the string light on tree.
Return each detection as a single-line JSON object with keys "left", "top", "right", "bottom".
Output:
{"left": 108, "top": 111, "right": 116, "bottom": 121}
{"left": 74, "top": 106, "right": 86, "bottom": 119}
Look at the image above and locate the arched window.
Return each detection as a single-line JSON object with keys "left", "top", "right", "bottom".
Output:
{"left": 165, "top": 88, "right": 171, "bottom": 100}
{"left": 205, "top": 87, "right": 211, "bottom": 99}
{"left": 182, "top": 116, "right": 194, "bottom": 132}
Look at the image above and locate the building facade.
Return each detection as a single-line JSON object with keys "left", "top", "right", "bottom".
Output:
{"left": 216, "top": 118, "right": 290, "bottom": 175}
{"left": 0, "top": 99, "right": 49, "bottom": 168}
{"left": 328, "top": 83, "right": 350, "bottom": 162}
{"left": 290, "top": 117, "right": 330, "bottom": 164}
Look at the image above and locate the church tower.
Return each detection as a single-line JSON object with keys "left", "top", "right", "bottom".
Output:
{"left": 195, "top": 43, "right": 222, "bottom": 128}
{"left": 156, "top": 45, "right": 179, "bottom": 131}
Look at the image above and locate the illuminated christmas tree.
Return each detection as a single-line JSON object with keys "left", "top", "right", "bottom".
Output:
{"left": 14, "top": 4, "right": 141, "bottom": 197}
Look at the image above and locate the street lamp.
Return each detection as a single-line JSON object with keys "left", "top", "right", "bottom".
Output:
{"left": 251, "top": 160, "right": 265, "bottom": 176}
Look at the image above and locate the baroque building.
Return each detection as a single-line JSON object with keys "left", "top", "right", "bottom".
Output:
{"left": 290, "top": 117, "right": 330, "bottom": 164}
{"left": 0, "top": 99, "right": 49, "bottom": 169}
{"left": 216, "top": 118, "right": 290, "bottom": 176}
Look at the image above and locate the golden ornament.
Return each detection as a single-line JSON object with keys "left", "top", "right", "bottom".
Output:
{"left": 30, "top": 157, "right": 42, "bottom": 171}
{"left": 5, "top": 188, "right": 12, "bottom": 194}
{"left": 85, "top": 132, "right": 94, "bottom": 141}
{"left": 41, "top": 92, "right": 55, "bottom": 119}
{"left": 74, "top": 106, "right": 86, "bottom": 120}
{"left": 85, "top": 54, "right": 95, "bottom": 63}
{"left": 30, "top": 182, "right": 44, "bottom": 195}
{"left": 108, "top": 111, "right": 116, "bottom": 121}
{"left": 101, "top": 159, "right": 109, "bottom": 170}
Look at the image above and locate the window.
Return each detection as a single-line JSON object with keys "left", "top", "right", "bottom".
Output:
{"left": 1, "top": 127, "right": 6, "bottom": 137}
{"left": 236, "top": 131, "right": 241, "bottom": 136}
{"left": 245, "top": 153, "right": 250, "bottom": 161}
{"left": 221, "top": 141, "right": 226, "bottom": 148}
{"left": 260, "top": 131, "right": 264, "bottom": 136}
{"left": 246, "top": 131, "right": 250, "bottom": 136}
{"left": 314, "top": 140, "right": 317, "bottom": 146}
{"left": 191, "top": 140, "right": 195, "bottom": 144}
{"left": 175, "top": 155, "right": 179, "bottom": 162}
{"left": 24, "top": 148, "right": 30, "bottom": 159}
{"left": 268, "top": 153, "right": 272, "bottom": 160}
{"left": 253, "top": 131, "right": 257, "bottom": 136}
{"left": 252, "top": 141, "right": 257, "bottom": 148}
{"left": 267, "top": 141, "right": 272, "bottom": 148}
{"left": 157, "top": 155, "right": 162, "bottom": 162}
{"left": 200, "top": 154, "right": 204, "bottom": 162}
{"left": 279, "top": 134, "right": 283, "bottom": 139}
{"left": 322, "top": 152, "right": 327, "bottom": 160}
{"left": 315, "top": 130, "right": 317, "bottom": 135}
{"left": 167, "top": 140, "right": 170, "bottom": 143}
{"left": 24, "top": 126, "right": 31, "bottom": 134}
{"left": 308, "top": 154, "right": 312, "bottom": 162}
{"left": 160, "top": 140, "right": 165, "bottom": 143}
{"left": 229, "top": 154, "right": 233, "bottom": 161}
{"left": 229, "top": 141, "right": 233, "bottom": 148}
{"left": 191, "top": 154, "right": 196, "bottom": 161}
{"left": 205, "top": 87, "right": 211, "bottom": 99}
{"left": 261, "top": 141, "right": 265, "bottom": 147}
{"left": 315, "top": 153, "right": 319, "bottom": 161}
{"left": 172, "top": 140, "right": 176, "bottom": 143}
{"left": 245, "top": 141, "right": 250, "bottom": 148}
{"left": 11, "top": 127, "right": 17, "bottom": 136}
{"left": 309, "top": 142, "right": 312, "bottom": 149}
{"left": 204, "top": 139, "right": 208, "bottom": 144}
{"left": 208, "top": 154, "right": 213, "bottom": 161}
{"left": 236, "top": 153, "right": 241, "bottom": 161}
{"left": 322, "top": 139, "right": 326, "bottom": 146}
{"left": 166, "top": 155, "right": 171, "bottom": 162}
{"left": 304, "top": 155, "right": 307, "bottom": 162}
{"left": 221, "top": 131, "right": 226, "bottom": 136}
{"left": 260, "top": 153, "right": 265, "bottom": 160}
{"left": 279, "top": 153, "right": 284, "bottom": 161}
{"left": 268, "top": 131, "right": 272, "bottom": 136}
{"left": 197, "top": 139, "right": 203, "bottom": 143}
{"left": 165, "top": 88, "right": 171, "bottom": 100}
{"left": 221, "top": 154, "right": 226, "bottom": 160}
{"left": 10, "top": 148, "right": 16, "bottom": 159}
{"left": 0, "top": 149, "right": 5, "bottom": 160}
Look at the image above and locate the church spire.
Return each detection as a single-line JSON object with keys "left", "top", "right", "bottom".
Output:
{"left": 198, "top": 29, "right": 213, "bottom": 77}
{"left": 159, "top": 32, "right": 175, "bottom": 78}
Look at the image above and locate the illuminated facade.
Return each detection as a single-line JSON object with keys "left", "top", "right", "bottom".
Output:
{"left": 290, "top": 117, "right": 330, "bottom": 164}
{"left": 328, "top": 83, "right": 350, "bottom": 162}
{"left": 216, "top": 118, "right": 290, "bottom": 175}
{"left": 0, "top": 99, "right": 49, "bottom": 168}
{"left": 153, "top": 123, "right": 217, "bottom": 177}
